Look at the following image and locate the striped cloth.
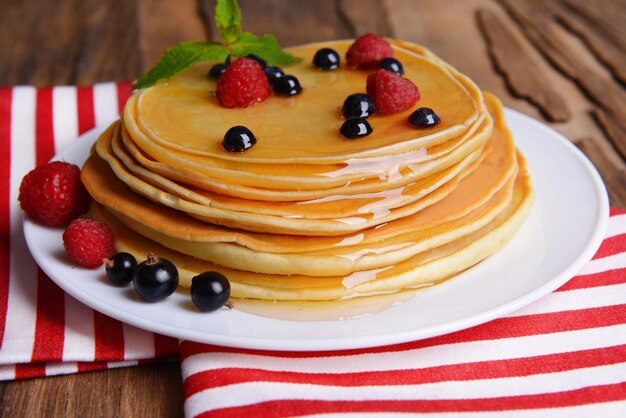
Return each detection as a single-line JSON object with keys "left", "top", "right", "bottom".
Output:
{"left": 1, "top": 84, "right": 625, "bottom": 416}
{"left": 180, "top": 212, "right": 626, "bottom": 417}
{"left": 0, "top": 84, "right": 179, "bottom": 380}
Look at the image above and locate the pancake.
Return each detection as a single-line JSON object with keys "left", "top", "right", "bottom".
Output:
{"left": 89, "top": 151, "right": 532, "bottom": 300}
{"left": 85, "top": 145, "right": 483, "bottom": 235}
{"left": 79, "top": 37, "right": 534, "bottom": 308}
{"left": 107, "top": 165, "right": 516, "bottom": 276}
{"left": 132, "top": 40, "right": 482, "bottom": 163}
{"left": 101, "top": 122, "right": 491, "bottom": 219}
{"left": 118, "top": 111, "right": 491, "bottom": 199}
{"left": 117, "top": 39, "right": 490, "bottom": 199}
{"left": 86, "top": 94, "right": 517, "bottom": 276}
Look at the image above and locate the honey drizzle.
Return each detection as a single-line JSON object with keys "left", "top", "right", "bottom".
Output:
{"left": 231, "top": 290, "right": 422, "bottom": 321}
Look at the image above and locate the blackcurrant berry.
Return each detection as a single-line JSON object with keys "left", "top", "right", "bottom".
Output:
{"left": 312, "top": 48, "right": 340, "bottom": 70}
{"left": 246, "top": 54, "right": 267, "bottom": 69}
{"left": 104, "top": 252, "right": 137, "bottom": 285}
{"left": 377, "top": 58, "right": 404, "bottom": 76}
{"left": 340, "top": 117, "right": 373, "bottom": 139}
{"left": 342, "top": 93, "right": 375, "bottom": 119}
{"left": 207, "top": 63, "right": 227, "bottom": 80}
{"left": 191, "top": 272, "right": 231, "bottom": 312}
{"left": 264, "top": 66, "right": 284, "bottom": 85}
{"left": 409, "top": 107, "right": 441, "bottom": 128}
{"left": 133, "top": 253, "right": 179, "bottom": 302}
{"left": 273, "top": 75, "right": 302, "bottom": 96}
{"left": 222, "top": 126, "right": 257, "bottom": 152}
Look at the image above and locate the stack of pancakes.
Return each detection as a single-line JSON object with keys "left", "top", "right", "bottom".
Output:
{"left": 82, "top": 39, "right": 534, "bottom": 303}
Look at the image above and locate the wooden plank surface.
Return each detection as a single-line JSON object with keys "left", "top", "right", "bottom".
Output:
{"left": 1, "top": 0, "right": 624, "bottom": 416}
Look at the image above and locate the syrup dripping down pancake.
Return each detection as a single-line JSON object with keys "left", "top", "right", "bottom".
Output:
{"left": 98, "top": 123, "right": 489, "bottom": 220}
{"left": 118, "top": 111, "right": 490, "bottom": 198}
{"left": 89, "top": 153, "right": 532, "bottom": 300}
{"left": 132, "top": 40, "right": 481, "bottom": 163}
{"left": 83, "top": 94, "right": 521, "bottom": 277}
{"left": 80, "top": 37, "right": 534, "bottom": 306}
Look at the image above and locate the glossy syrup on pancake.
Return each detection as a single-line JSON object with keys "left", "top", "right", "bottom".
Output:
{"left": 119, "top": 112, "right": 491, "bottom": 197}
{"left": 80, "top": 37, "right": 534, "bottom": 318}
{"left": 88, "top": 151, "right": 532, "bottom": 302}
{"left": 83, "top": 92, "right": 532, "bottom": 297}
{"left": 133, "top": 40, "right": 480, "bottom": 163}
{"left": 122, "top": 84, "right": 490, "bottom": 191}
{"left": 104, "top": 122, "right": 490, "bottom": 219}
{"left": 85, "top": 94, "right": 519, "bottom": 277}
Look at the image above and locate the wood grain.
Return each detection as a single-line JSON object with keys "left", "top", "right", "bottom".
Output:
{"left": 232, "top": 0, "right": 353, "bottom": 46}
{"left": 137, "top": 0, "right": 208, "bottom": 72}
{"left": 337, "top": 0, "right": 394, "bottom": 37}
{"left": 500, "top": 0, "right": 626, "bottom": 129}
{"left": 477, "top": 8, "right": 570, "bottom": 122}
{"left": 0, "top": 1, "right": 624, "bottom": 417}
{"left": 75, "top": 0, "right": 142, "bottom": 85}
{"left": 0, "top": 363, "right": 183, "bottom": 418}
{"left": 558, "top": 1, "right": 626, "bottom": 85}
{"left": 0, "top": 0, "right": 86, "bottom": 85}
{"left": 563, "top": 0, "right": 626, "bottom": 52}
{"left": 498, "top": 0, "right": 626, "bottom": 207}
{"left": 594, "top": 109, "right": 626, "bottom": 161}
{"left": 577, "top": 137, "right": 626, "bottom": 206}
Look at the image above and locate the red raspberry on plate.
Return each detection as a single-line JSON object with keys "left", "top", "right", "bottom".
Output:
{"left": 63, "top": 218, "right": 114, "bottom": 268}
{"left": 366, "top": 69, "right": 420, "bottom": 114}
{"left": 346, "top": 34, "right": 393, "bottom": 69}
{"left": 216, "top": 57, "right": 271, "bottom": 108}
{"left": 19, "top": 161, "right": 91, "bottom": 226}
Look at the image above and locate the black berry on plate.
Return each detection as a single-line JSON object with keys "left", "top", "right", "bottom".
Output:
{"left": 264, "top": 66, "right": 284, "bottom": 85}
{"left": 273, "top": 75, "right": 302, "bottom": 96}
{"left": 222, "top": 126, "right": 257, "bottom": 152}
{"left": 104, "top": 252, "right": 137, "bottom": 285}
{"left": 340, "top": 117, "right": 373, "bottom": 139}
{"left": 191, "top": 271, "right": 231, "bottom": 312}
{"left": 342, "top": 93, "right": 376, "bottom": 119}
{"left": 377, "top": 58, "right": 404, "bottom": 76}
{"left": 246, "top": 54, "right": 267, "bottom": 69}
{"left": 133, "top": 253, "right": 179, "bottom": 302}
{"left": 409, "top": 107, "right": 441, "bottom": 128}
{"left": 312, "top": 48, "right": 340, "bottom": 70}
{"left": 208, "top": 63, "right": 228, "bottom": 80}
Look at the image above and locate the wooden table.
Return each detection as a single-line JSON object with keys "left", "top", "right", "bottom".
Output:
{"left": 1, "top": 0, "right": 624, "bottom": 416}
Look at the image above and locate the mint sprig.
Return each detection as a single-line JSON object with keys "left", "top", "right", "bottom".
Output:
{"left": 215, "top": 0, "right": 242, "bottom": 45}
{"left": 230, "top": 33, "right": 295, "bottom": 66}
{"left": 133, "top": 42, "right": 229, "bottom": 90}
{"left": 132, "top": 0, "right": 297, "bottom": 90}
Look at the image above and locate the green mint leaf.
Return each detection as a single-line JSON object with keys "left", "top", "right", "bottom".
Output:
{"left": 133, "top": 42, "right": 229, "bottom": 89}
{"left": 134, "top": 0, "right": 299, "bottom": 89}
{"left": 229, "top": 32, "right": 298, "bottom": 66}
{"left": 215, "top": 0, "right": 242, "bottom": 45}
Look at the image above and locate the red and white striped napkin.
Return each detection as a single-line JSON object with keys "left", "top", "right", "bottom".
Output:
{"left": 0, "top": 84, "right": 178, "bottom": 380}
{"left": 1, "top": 84, "right": 625, "bottom": 416}
{"left": 179, "top": 212, "right": 626, "bottom": 417}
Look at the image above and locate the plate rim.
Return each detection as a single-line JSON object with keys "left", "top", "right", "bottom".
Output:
{"left": 24, "top": 107, "right": 609, "bottom": 351}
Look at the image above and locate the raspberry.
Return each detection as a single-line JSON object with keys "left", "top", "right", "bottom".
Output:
{"left": 366, "top": 69, "right": 420, "bottom": 114}
{"left": 19, "top": 161, "right": 91, "bottom": 226}
{"left": 63, "top": 219, "right": 114, "bottom": 268}
{"left": 216, "top": 57, "right": 270, "bottom": 108}
{"left": 346, "top": 34, "right": 393, "bottom": 69}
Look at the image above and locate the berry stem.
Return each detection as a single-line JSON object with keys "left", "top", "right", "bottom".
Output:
{"left": 146, "top": 252, "right": 159, "bottom": 265}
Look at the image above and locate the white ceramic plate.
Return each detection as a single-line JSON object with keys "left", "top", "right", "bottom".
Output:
{"left": 24, "top": 108, "right": 609, "bottom": 351}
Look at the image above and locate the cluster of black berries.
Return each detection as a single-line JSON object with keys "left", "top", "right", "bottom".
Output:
{"left": 104, "top": 252, "right": 231, "bottom": 312}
